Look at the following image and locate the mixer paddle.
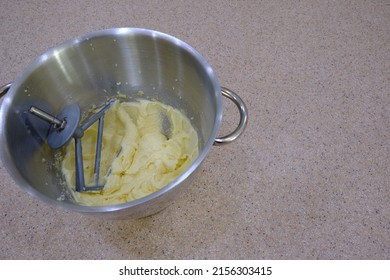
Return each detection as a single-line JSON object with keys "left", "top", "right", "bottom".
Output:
{"left": 29, "top": 101, "right": 114, "bottom": 192}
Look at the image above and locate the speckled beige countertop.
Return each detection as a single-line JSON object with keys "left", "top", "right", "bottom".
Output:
{"left": 0, "top": 0, "right": 389, "bottom": 259}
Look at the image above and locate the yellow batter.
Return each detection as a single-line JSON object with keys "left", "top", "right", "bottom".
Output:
{"left": 61, "top": 99, "right": 198, "bottom": 206}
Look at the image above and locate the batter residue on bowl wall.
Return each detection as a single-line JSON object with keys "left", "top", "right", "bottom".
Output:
{"left": 61, "top": 99, "right": 199, "bottom": 206}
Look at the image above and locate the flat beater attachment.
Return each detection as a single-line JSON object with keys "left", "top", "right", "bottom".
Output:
{"left": 29, "top": 101, "right": 113, "bottom": 192}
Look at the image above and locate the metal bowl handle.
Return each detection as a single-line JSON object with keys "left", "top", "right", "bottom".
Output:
{"left": 0, "top": 82, "right": 12, "bottom": 98}
{"left": 214, "top": 87, "right": 248, "bottom": 145}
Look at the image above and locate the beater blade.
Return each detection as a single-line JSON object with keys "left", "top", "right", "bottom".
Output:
{"left": 29, "top": 101, "right": 114, "bottom": 192}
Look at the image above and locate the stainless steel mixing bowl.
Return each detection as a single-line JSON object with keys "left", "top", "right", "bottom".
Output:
{"left": 0, "top": 28, "right": 247, "bottom": 219}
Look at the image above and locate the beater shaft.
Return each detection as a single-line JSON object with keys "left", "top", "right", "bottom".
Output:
{"left": 29, "top": 106, "right": 65, "bottom": 129}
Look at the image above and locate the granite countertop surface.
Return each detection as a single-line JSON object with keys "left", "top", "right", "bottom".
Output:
{"left": 0, "top": 0, "right": 388, "bottom": 259}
